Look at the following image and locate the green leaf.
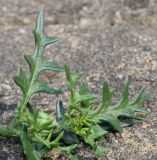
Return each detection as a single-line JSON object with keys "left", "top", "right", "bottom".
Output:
{"left": 56, "top": 98, "right": 65, "bottom": 122}
{"left": 92, "top": 81, "right": 112, "bottom": 116}
{"left": 34, "top": 133, "right": 51, "bottom": 148}
{"left": 64, "top": 65, "right": 82, "bottom": 89}
{"left": 13, "top": 10, "right": 63, "bottom": 118}
{"left": 26, "top": 102, "right": 34, "bottom": 114}
{"left": 0, "top": 125, "right": 19, "bottom": 137}
{"left": 79, "top": 82, "right": 90, "bottom": 107}
{"left": 62, "top": 130, "right": 80, "bottom": 145}
{"left": 64, "top": 64, "right": 71, "bottom": 84}
{"left": 79, "top": 82, "right": 97, "bottom": 108}
{"left": 79, "top": 82, "right": 87, "bottom": 95}
{"left": 69, "top": 155, "right": 79, "bottom": 160}
{"left": 10, "top": 10, "right": 150, "bottom": 160}
{"left": 24, "top": 54, "right": 35, "bottom": 73}
{"left": 13, "top": 67, "right": 28, "bottom": 95}
{"left": 129, "top": 88, "right": 149, "bottom": 106}
{"left": 37, "top": 111, "right": 53, "bottom": 128}
{"left": 74, "top": 92, "right": 98, "bottom": 104}
{"left": 55, "top": 61, "right": 149, "bottom": 159}
{"left": 50, "top": 131, "right": 64, "bottom": 148}
{"left": 84, "top": 125, "right": 107, "bottom": 146}
{"left": 34, "top": 10, "right": 44, "bottom": 38}
{"left": 115, "top": 80, "right": 129, "bottom": 109}
{"left": 20, "top": 128, "right": 41, "bottom": 160}
{"left": 71, "top": 73, "right": 83, "bottom": 87}
{"left": 92, "top": 80, "right": 149, "bottom": 132}
{"left": 43, "top": 36, "right": 59, "bottom": 46}
{"left": 32, "top": 80, "right": 62, "bottom": 94}
{"left": 39, "top": 59, "right": 64, "bottom": 72}
{"left": 101, "top": 81, "right": 112, "bottom": 111}
{"left": 95, "top": 145, "right": 108, "bottom": 157}
{"left": 58, "top": 144, "right": 77, "bottom": 154}
{"left": 64, "top": 65, "right": 149, "bottom": 157}
{"left": 97, "top": 113, "right": 123, "bottom": 132}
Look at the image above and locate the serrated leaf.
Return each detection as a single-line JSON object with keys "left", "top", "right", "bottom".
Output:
{"left": 57, "top": 64, "right": 149, "bottom": 159}
{"left": 13, "top": 67, "right": 28, "bottom": 95}
{"left": 0, "top": 125, "right": 19, "bottom": 137}
{"left": 43, "top": 36, "right": 59, "bottom": 46}
{"left": 71, "top": 73, "right": 83, "bottom": 87}
{"left": 13, "top": 10, "right": 63, "bottom": 116}
{"left": 20, "top": 128, "right": 40, "bottom": 160}
{"left": 34, "top": 133, "right": 51, "bottom": 148}
{"left": 32, "top": 80, "right": 62, "bottom": 95}
{"left": 119, "top": 117, "right": 136, "bottom": 128}
{"left": 79, "top": 82, "right": 89, "bottom": 107}
{"left": 98, "top": 113, "right": 123, "bottom": 132}
{"left": 102, "top": 81, "right": 112, "bottom": 111}
{"left": 74, "top": 92, "right": 98, "bottom": 104}
{"left": 129, "top": 88, "right": 149, "bottom": 106}
{"left": 84, "top": 125, "right": 107, "bottom": 146}
{"left": 39, "top": 59, "right": 64, "bottom": 72}
{"left": 79, "top": 82, "right": 87, "bottom": 95}
{"left": 32, "top": 108, "right": 40, "bottom": 123}
{"left": 50, "top": 131, "right": 64, "bottom": 148}
{"left": 92, "top": 81, "right": 112, "bottom": 116}
{"left": 34, "top": 10, "right": 44, "bottom": 37}
{"left": 64, "top": 64, "right": 71, "bottom": 83}
{"left": 64, "top": 65, "right": 82, "bottom": 89}
{"left": 64, "top": 65, "right": 149, "bottom": 155}
{"left": 115, "top": 80, "right": 129, "bottom": 109}
{"left": 58, "top": 144, "right": 78, "bottom": 154}
{"left": 24, "top": 54, "right": 35, "bottom": 73}
{"left": 95, "top": 145, "right": 108, "bottom": 157}
{"left": 37, "top": 111, "right": 53, "bottom": 128}
{"left": 79, "top": 82, "right": 96, "bottom": 108}
{"left": 91, "top": 80, "right": 149, "bottom": 133}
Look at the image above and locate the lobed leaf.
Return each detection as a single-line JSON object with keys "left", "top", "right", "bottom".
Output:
{"left": 64, "top": 65, "right": 82, "bottom": 89}
{"left": 13, "top": 67, "right": 28, "bottom": 95}
{"left": 95, "top": 145, "right": 108, "bottom": 158}
{"left": 113, "top": 80, "right": 129, "bottom": 109}
{"left": 101, "top": 81, "right": 112, "bottom": 111}
{"left": 20, "top": 127, "right": 41, "bottom": 160}
{"left": 92, "top": 81, "right": 149, "bottom": 132}
{"left": 74, "top": 92, "right": 98, "bottom": 104}
{"left": 84, "top": 125, "right": 107, "bottom": 146}
{"left": 13, "top": 10, "right": 63, "bottom": 115}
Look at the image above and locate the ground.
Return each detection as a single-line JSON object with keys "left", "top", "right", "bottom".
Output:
{"left": 0, "top": 0, "right": 157, "bottom": 160}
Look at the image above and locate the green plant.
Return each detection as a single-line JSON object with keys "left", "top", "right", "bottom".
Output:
{"left": 0, "top": 10, "right": 149, "bottom": 160}
{"left": 55, "top": 65, "right": 149, "bottom": 158}
{"left": 0, "top": 10, "right": 68, "bottom": 160}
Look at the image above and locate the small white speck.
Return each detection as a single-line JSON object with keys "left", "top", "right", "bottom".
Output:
{"left": 19, "top": 29, "right": 26, "bottom": 34}
{"left": 117, "top": 74, "right": 123, "bottom": 79}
